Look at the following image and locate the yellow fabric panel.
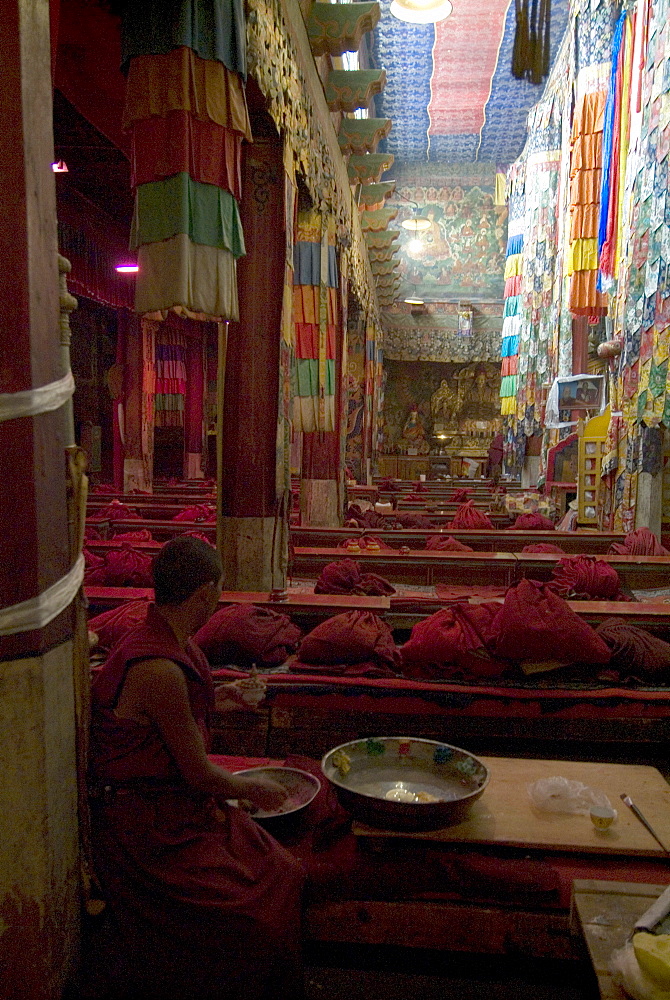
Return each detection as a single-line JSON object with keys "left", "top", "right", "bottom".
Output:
{"left": 566, "top": 238, "right": 599, "bottom": 276}
{"left": 296, "top": 209, "right": 321, "bottom": 245}
{"left": 503, "top": 253, "right": 523, "bottom": 279}
{"left": 135, "top": 233, "right": 239, "bottom": 320}
{"left": 123, "top": 47, "right": 251, "bottom": 139}
{"left": 500, "top": 396, "right": 516, "bottom": 415}
{"left": 494, "top": 172, "right": 507, "bottom": 207}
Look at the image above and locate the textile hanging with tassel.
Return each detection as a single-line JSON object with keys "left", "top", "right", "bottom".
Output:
{"left": 292, "top": 209, "right": 339, "bottom": 434}
{"left": 512, "top": 0, "right": 552, "bottom": 85}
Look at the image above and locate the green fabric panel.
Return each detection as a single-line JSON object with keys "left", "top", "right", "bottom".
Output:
{"left": 131, "top": 173, "right": 245, "bottom": 257}
{"left": 500, "top": 375, "right": 517, "bottom": 397}
{"left": 295, "top": 359, "right": 319, "bottom": 397}
{"left": 325, "top": 359, "right": 335, "bottom": 395}
{"left": 155, "top": 393, "right": 184, "bottom": 411}
{"left": 121, "top": 0, "right": 247, "bottom": 78}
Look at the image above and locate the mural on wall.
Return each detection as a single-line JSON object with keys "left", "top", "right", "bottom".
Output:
{"left": 388, "top": 162, "right": 508, "bottom": 304}
{"left": 382, "top": 301, "right": 503, "bottom": 362}
{"left": 345, "top": 318, "right": 366, "bottom": 482}
{"left": 381, "top": 359, "right": 502, "bottom": 456}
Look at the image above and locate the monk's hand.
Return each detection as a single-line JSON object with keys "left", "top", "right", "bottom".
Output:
{"left": 236, "top": 775, "right": 288, "bottom": 813}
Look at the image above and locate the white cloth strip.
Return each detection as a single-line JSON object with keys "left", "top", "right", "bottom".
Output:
{"left": 0, "top": 371, "right": 75, "bottom": 423}
{"left": 0, "top": 553, "right": 85, "bottom": 636}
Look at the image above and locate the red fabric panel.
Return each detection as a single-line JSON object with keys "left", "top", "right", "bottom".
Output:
{"left": 501, "top": 355, "right": 518, "bottom": 376}
{"left": 295, "top": 323, "right": 318, "bottom": 359}
{"left": 130, "top": 110, "right": 243, "bottom": 198}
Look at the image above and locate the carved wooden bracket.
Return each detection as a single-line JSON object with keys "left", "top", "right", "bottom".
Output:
{"left": 360, "top": 205, "right": 398, "bottom": 231}
{"left": 347, "top": 152, "right": 395, "bottom": 184}
{"left": 338, "top": 117, "right": 392, "bottom": 155}
{"left": 306, "top": 1, "right": 381, "bottom": 57}
{"left": 325, "top": 68, "right": 386, "bottom": 113}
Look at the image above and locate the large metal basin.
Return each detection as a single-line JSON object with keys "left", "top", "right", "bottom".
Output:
{"left": 322, "top": 737, "right": 489, "bottom": 831}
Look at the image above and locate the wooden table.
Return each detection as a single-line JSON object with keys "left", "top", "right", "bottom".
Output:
{"left": 572, "top": 880, "right": 669, "bottom": 999}
{"left": 354, "top": 757, "right": 670, "bottom": 856}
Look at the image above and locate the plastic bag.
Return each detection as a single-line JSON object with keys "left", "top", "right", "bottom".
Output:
{"left": 610, "top": 942, "right": 670, "bottom": 1000}
{"left": 527, "top": 776, "right": 613, "bottom": 815}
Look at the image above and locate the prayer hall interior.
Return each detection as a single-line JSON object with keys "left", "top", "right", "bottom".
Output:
{"left": 5, "top": 0, "right": 670, "bottom": 998}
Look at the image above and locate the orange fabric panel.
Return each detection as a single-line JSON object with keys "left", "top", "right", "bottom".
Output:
{"left": 570, "top": 203, "right": 600, "bottom": 240}
{"left": 570, "top": 167, "right": 603, "bottom": 206}
{"left": 123, "top": 47, "right": 251, "bottom": 139}
{"left": 501, "top": 355, "right": 519, "bottom": 376}
{"left": 568, "top": 269, "right": 608, "bottom": 315}
{"left": 571, "top": 90, "right": 606, "bottom": 142}
{"left": 292, "top": 286, "right": 318, "bottom": 325}
{"left": 570, "top": 133, "right": 603, "bottom": 174}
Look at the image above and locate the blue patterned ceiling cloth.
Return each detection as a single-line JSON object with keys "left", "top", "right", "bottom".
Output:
{"left": 371, "top": 0, "right": 569, "bottom": 165}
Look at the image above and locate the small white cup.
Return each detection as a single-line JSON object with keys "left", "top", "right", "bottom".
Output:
{"left": 590, "top": 805, "right": 617, "bottom": 830}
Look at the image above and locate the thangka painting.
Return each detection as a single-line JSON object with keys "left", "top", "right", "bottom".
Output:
{"left": 388, "top": 163, "right": 507, "bottom": 304}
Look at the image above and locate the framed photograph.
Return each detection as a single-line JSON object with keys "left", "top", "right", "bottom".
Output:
{"left": 556, "top": 374, "right": 604, "bottom": 410}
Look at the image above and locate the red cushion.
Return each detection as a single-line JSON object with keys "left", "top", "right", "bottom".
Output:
{"left": 512, "top": 512, "right": 555, "bottom": 530}
{"left": 491, "top": 579, "right": 612, "bottom": 665}
{"left": 88, "top": 599, "right": 150, "bottom": 651}
{"left": 448, "top": 501, "right": 494, "bottom": 530}
{"left": 425, "top": 535, "right": 474, "bottom": 552}
{"left": 401, "top": 603, "right": 508, "bottom": 680}
{"left": 295, "top": 610, "right": 400, "bottom": 677}
{"left": 548, "top": 555, "right": 627, "bottom": 601}
{"left": 314, "top": 559, "right": 396, "bottom": 597}
{"left": 194, "top": 604, "right": 302, "bottom": 667}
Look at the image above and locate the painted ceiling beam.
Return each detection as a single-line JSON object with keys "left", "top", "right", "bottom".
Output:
{"left": 325, "top": 69, "right": 386, "bottom": 113}
{"left": 347, "top": 152, "right": 395, "bottom": 184}
{"left": 307, "top": 1, "right": 381, "bottom": 57}
{"left": 338, "top": 117, "right": 392, "bottom": 155}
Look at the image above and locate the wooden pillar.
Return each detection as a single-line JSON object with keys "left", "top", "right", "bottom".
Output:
{"left": 0, "top": 0, "right": 80, "bottom": 995}
{"left": 184, "top": 333, "right": 205, "bottom": 479}
{"left": 300, "top": 431, "right": 341, "bottom": 526}
{"left": 635, "top": 425, "right": 664, "bottom": 536}
{"left": 121, "top": 313, "right": 156, "bottom": 493}
{"left": 219, "top": 132, "right": 286, "bottom": 591}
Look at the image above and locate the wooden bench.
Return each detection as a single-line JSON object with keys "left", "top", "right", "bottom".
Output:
{"left": 292, "top": 526, "right": 626, "bottom": 553}
{"left": 292, "top": 546, "right": 670, "bottom": 591}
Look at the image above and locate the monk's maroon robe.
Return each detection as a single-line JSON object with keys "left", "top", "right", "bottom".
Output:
{"left": 88, "top": 605, "right": 304, "bottom": 1000}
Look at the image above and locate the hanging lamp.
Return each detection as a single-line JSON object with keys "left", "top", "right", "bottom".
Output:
{"left": 390, "top": 0, "right": 452, "bottom": 25}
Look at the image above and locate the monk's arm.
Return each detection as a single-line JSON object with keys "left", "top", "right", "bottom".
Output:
{"left": 133, "top": 659, "right": 286, "bottom": 809}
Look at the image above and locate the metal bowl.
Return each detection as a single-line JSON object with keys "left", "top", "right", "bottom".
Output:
{"left": 321, "top": 737, "right": 489, "bottom": 831}
{"left": 232, "top": 766, "right": 321, "bottom": 820}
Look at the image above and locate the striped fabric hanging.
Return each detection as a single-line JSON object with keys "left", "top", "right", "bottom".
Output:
{"left": 292, "top": 209, "right": 339, "bottom": 433}
{"left": 121, "top": 1, "right": 250, "bottom": 321}
{"left": 500, "top": 180, "right": 524, "bottom": 418}
{"left": 568, "top": 87, "right": 608, "bottom": 316}
{"left": 155, "top": 328, "right": 187, "bottom": 427}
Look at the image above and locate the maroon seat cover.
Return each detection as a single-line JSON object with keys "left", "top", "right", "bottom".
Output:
{"left": 448, "top": 501, "right": 494, "bottom": 530}
{"left": 85, "top": 544, "right": 154, "bottom": 588}
{"left": 84, "top": 547, "right": 105, "bottom": 570}
{"left": 522, "top": 543, "right": 565, "bottom": 554}
{"left": 112, "top": 528, "right": 154, "bottom": 542}
{"left": 548, "top": 555, "right": 627, "bottom": 601}
{"left": 84, "top": 525, "right": 103, "bottom": 541}
{"left": 400, "top": 603, "right": 508, "bottom": 680}
{"left": 491, "top": 579, "right": 612, "bottom": 664}
{"left": 425, "top": 535, "right": 474, "bottom": 552}
{"left": 88, "top": 599, "right": 151, "bottom": 651}
{"left": 596, "top": 617, "right": 670, "bottom": 681}
{"left": 314, "top": 559, "right": 396, "bottom": 597}
{"left": 394, "top": 511, "right": 435, "bottom": 529}
{"left": 90, "top": 499, "right": 140, "bottom": 522}
{"left": 450, "top": 488, "right": 473, "bottom": 503}
{"left": 88, "top": 605, "right": 303, "bottom": 999}
{"left": 295, "top": 610, "right": 400, "bottom": 677}
{"left": 512, "top": 512, "right": 555, "bottom": 530}
{"left": 194, "top": 604, "right": 302, "bottom": 667}
{"left": 609, "top": 527, "right": 669, "bottom": 556}
{"left": 172, "top": 503, "right": 216, "bottom": 522}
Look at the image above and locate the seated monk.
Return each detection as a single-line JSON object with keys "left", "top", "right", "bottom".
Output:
{"left": 87, "top": 537, "right": 304, "bottom": 1000}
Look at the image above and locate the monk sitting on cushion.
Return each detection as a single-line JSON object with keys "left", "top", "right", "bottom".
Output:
{"left": 87, "top": 537, "right": 304, "bottom": 1000}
